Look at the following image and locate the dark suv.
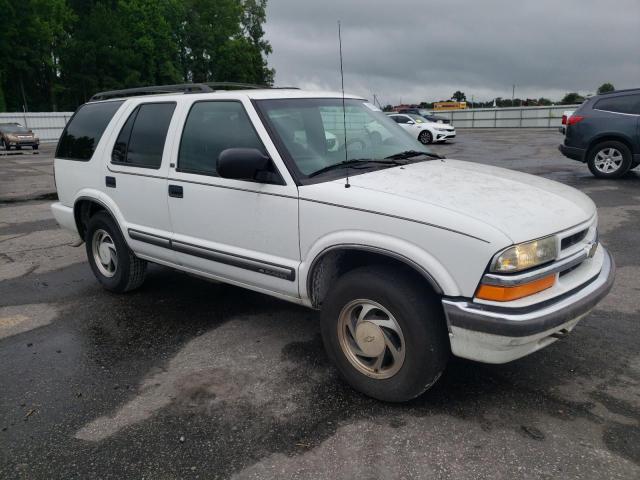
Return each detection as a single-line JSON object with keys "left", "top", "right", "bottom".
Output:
{"left": 559, "top": 88, "right": 640, "bottom": 178}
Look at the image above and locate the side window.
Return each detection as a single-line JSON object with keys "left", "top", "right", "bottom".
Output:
{"left": 594, "top": 95, "right": 639, "bottom": 115}
{"left": 393, "top": 116, "right": 408, "bottom": 124}
{"left": 178, "top": 101, "right": 266, "bottom": 176}
{"left": 56, "top": 100, "right": 124, "bottom": 160}
{"left": 111, "top": 102, "right": 176, "bottom": 169}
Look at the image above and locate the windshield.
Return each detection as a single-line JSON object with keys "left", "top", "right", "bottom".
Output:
{"left": 408, "top": 114, "right": 428, "bottom": 123}
{"left": 255, "top": 98, "right": 431, "bottom": 179}
{"left": 1, "top": 124, "right": 29, "bottom": 133}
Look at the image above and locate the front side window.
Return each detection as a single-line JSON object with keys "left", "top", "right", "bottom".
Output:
{"left": 392, "top": 115, "right": 409, "bottom": 124}
{"left": 178, "top": 101, "right": 266, "bottom": 176}
{"left": 255, "top": 98, "right": 430, "bottom": 179}
{"left": 111, "top": 102, "right": 176, "bottom": 169}
{"left": 57, "top": 100, "right": 124, "bottom": 160}
{"left": 594, "top": 94, "right": 640, "bottom": 115}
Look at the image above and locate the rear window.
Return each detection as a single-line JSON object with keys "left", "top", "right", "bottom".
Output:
{"left": 56, "top": 101, "right": 124, "bottom": 160}
{"left": 594, "top": 94, "right": 640, "bottom": 115}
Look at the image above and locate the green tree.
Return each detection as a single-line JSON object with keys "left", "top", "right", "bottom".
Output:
{"left": 561, "top": 92, "right": 585, "bottom": 104}
{"left": 597, "top": 82, "right": 615, "bottom": 94}
{"left": 452, "top": 90, "right": 466, "bottom": 102}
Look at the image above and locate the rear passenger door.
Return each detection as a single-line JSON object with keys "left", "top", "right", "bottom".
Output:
{"left": 166, "top": 99, "right": 300, "bottom": 298}
{"left": 106, "top": 101, "right": 178, "bottom": 262}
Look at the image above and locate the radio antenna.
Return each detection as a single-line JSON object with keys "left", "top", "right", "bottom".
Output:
{"left": 338, "top": 20, "right": 350, "bottom": 188}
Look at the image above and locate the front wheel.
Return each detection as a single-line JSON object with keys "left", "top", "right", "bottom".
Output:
{"left": 320, "top": 266, "right": 449, "bottom": 402}
{"left": 85, "top": 211, "right": 147, "bottom": 292}
{"left": 587, "top": 141, "right": 632, "bottom": 178}
{"left": 418, "top": 130, "right": 433, "bottom": 144}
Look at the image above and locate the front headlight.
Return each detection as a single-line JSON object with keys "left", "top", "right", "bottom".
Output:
{"left": 490, "top": 236, "right": 558, "bottom": 273}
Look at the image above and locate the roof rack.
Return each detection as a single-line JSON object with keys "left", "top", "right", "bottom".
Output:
{"left": 597, "top": 87, "right": 639, "bottom": 96}
{"left": 90, "top": 82, "right": 298, "bottom": 102}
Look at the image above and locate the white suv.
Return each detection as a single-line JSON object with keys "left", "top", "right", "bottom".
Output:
{"left": 51, "top": 85, "right": 614, "bottom": 402}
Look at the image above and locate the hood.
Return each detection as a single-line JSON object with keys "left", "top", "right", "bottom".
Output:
{"left": 302, "top": 159, "right": 595, "bottom": 244}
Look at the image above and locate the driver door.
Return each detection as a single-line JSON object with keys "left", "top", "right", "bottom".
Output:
{"left": 166, "top": 99, "right": 300, "bottom": 298}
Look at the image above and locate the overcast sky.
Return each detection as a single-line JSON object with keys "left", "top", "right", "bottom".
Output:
{"left": 264, "top": 0, "right": 640, "bottom": 105}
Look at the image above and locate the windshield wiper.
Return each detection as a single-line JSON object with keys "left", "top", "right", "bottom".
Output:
{"left": 385, "top": 150, "right": 444, "bottom": 160}
{"left": 308, "top": 159, "right": 404, "bottom": 178}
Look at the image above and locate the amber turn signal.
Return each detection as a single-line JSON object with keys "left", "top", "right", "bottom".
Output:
{"left": 476, "top": 274, "right": 556, "bottom": 302}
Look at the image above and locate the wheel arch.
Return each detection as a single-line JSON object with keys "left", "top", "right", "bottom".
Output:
{"left": 304, "top": 243, "right": 453, "bottom": 309}
{"left": 587, "top": 134, "right": 634, "bottom": 157}
{"left": 73, "top": 193, "right": 126, "bottom": 242}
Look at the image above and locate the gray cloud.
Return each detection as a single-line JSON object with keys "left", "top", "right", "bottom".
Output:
{"left": 264, "top": 0, "right": 640, "bottom": 105}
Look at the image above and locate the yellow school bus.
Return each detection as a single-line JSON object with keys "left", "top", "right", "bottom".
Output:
{"left": 433, "top": 101, "right": 467, "bottom": 111}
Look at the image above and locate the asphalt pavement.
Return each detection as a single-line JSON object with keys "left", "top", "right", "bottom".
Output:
{"left": 1, "top": 131, "right": 639, "bottom": 479}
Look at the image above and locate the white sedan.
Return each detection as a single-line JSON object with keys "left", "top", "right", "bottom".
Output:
{"left": 387, "top": 113, "right": 456, "bottom": 144}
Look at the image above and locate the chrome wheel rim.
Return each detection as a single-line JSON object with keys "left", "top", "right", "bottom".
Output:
{"left": 337, "top": 299, "right": 405, "bottom": 379}
{"left": 594, "top": 148, "right": 623, "bottom": 173}
{"left": 92, "top": 229, "right": 118, "bottom": 278}
{"left": 419, "top": 131, "right": 431, "bottom": 144}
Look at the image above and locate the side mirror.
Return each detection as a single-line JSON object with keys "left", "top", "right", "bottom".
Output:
{"left": 406, "top": 120, "right": 415, "bottom": 125}
{"left": 217, "top": 148, "right": 271, "bottom": 181}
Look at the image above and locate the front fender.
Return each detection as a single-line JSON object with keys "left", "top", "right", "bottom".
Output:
{"left": 299, "top": 230, "right": 462, "bottom": 302}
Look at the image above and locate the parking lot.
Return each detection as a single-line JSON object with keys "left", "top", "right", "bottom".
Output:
{"left": 1, "top": 130, "right": 639, "bottom": 479}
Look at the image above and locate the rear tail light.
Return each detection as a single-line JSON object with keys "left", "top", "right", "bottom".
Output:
{"left": 567, "top": 115, "right": 584, "bottom": 126}
{"left": 561, "top": 115, "right": 567, "bottom": 125}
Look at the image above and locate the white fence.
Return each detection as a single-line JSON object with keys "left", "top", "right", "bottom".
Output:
{"left": 0, "top": 104, "right": 582, "bottom": 144}
{"left": 0, "top": 112, "right": 73, "bottom": 143}
{"left": 433, "top": 105, "right": 580, "bottom": 128}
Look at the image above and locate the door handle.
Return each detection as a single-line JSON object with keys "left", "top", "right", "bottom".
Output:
{"left": 168, "top": 184, "right": 183, "bottom": 198}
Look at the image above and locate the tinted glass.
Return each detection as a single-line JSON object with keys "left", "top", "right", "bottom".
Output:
{"left": 113, "top": 103, "right": 176, "bottom": 169}
{"left": 111, "top": 108, "right": 136, "bottom": 164}
{"left": 594, "top": 94, "right": 640, "bottom": 115}
{"left": 393, "top": 116, "right": 409, "bottom": 124}
{"left": 178, "top": 101, "right": 265, "bottom": 176}
{"left": 56, "top": 101, "right": 124, "bottom": 160}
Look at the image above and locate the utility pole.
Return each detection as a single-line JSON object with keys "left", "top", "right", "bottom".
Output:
{"left": 512, "top": 84, "right": 515, "bottom": 106}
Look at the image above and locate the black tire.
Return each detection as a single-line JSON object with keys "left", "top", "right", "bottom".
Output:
{"left": 587, "top": 140, "right": 632, "bottom": 178}
{"left": 320, "top": 265, "right": 449, "bottom": 402}
{"left": 85, "top": 211, "right": 147, "bottom": 293}
{"left": 418, "top": 130, "right": 433, "bottom": 145}
{"left": 32, "top": 145, "right": 38, "bottom": 150}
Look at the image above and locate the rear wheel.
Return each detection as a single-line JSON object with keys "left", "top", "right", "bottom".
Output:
{"left": 320, "top": 265, "right": 448, "bottom": 402}
{"left": 418, "top": 130, "right": 433, "bottom": 145}
{"left": 85, "top": 211, "right": 147, "bottom": 292}
{"left": 587, "top": 141, "right": 632, "bottom": 178}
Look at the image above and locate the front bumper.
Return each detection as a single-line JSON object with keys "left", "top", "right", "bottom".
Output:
{"left": 435, "top": 130, "right": 456, "bottom": 141}
{"left": 442, "top": 249, "right": 615, "bottom": 364}
{"left": 558, "top": 144, "right": 585, "bottom": 162}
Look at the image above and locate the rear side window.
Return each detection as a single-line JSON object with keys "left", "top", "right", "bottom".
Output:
{"left": 56, "top": 101, "right": 124, "bottom": 160}
{"left": 111, "top": 102, "right": 176, "bottom": 169}
{"left": 594, "top": 94, "right": 640, "bottom": 115}
{"left": 178, "top": 101, "right": 265, "bottom": 176}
